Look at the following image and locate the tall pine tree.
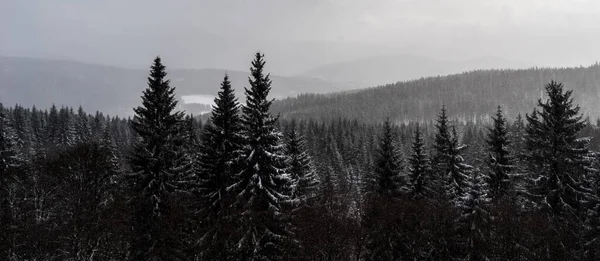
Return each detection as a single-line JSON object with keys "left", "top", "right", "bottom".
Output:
{"left": 445, "top": 127, "right": 472, "bottom": 204}
{"left": 370, "top": 118, "right": 405, "bottom": 198}
{"left": 232, "top": 53, "right": 293, "bottom": 260}
{"left": 485, "top": 106, "right": 514, "bottom": 200}
{"left": 196, "top": 74, "right": 244, "bottom": 259}
{"left": 524, "top": 80, "right": 595, "bottom": 215}
{"left": 284, "top": 121, "right": 319, "bottom": 202}
{"left": 129, "top": 56, "right": 189, "bottom": 260}
{"left": 432, "top": 106, "right": 452, "bottom": 196}
{"left": 408, "top": 124, "right": 430, "bottom": 197}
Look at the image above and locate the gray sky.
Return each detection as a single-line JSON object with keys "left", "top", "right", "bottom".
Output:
{"left": 3, "top": 0, "right": 600, "bottom": 75}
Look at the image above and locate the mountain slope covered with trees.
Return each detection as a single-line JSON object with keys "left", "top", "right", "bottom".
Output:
{"left": 274, "top": 64, "right": 600, "bottom": 124}
{"left": 3, "top": 53, "right": 600, "bottom": 260}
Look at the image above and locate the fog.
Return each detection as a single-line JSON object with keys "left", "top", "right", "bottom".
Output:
{"left": 3, "top": 0, "right": 600, "bottom": 75}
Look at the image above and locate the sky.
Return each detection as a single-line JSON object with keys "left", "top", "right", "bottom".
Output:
{"left": 3, "top": 0, "right": 600, "bottom": 75}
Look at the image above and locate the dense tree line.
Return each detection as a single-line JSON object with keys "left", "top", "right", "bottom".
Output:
{"left": 272, "top": 63, "right": 600, "bottom": 124}
{"left": 3, "top": 54, "right": 600, "bottom": 260}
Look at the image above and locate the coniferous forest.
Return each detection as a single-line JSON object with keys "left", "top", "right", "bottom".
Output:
{"left": 5, "top": 53, "right": 600, "bottom": 261}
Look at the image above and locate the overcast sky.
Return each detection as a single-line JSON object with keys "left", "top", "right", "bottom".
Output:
{"left": 3, "top": 0, "right": 600, "bottom": 75}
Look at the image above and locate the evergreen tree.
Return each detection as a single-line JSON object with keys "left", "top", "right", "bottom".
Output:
{"left": 75, "top": 106, "right": 91, "bottom": 143}
{"left": 445, "top": 127, "right": 472, "bottom": 204}
{"left": 196, "top": 74, "right": 243, "bottom": 259}
{"left": 46, "top": 104, "right": 60, "bottom": 146}
{"left": 485, "top": 106, "right": 514, "bottom": 200}
{"left": 510, "top": 114, "right": 526, "bottom": 162}
{"left": 0, "top": 104, "right": 21, "bottom": 259}
{"left": 285, "top": 121, "right": 319, "bottom": 202}
{"left": 457, "top": 170, "right": 490, "bottom": 261}
{"left": 129, "top": 56, "right": 189, "bottom": 260}
{"left": 232, "top": 53, "right": 292, "bottom": 260}
{"left": 408, "top": 124, "right": 430, "bottom": 197}
{"left": 370, "top": 119, "right": 404, "bottom": 198}
{"left": 58, "top": 107, "right": 74, "bottom": 147}
{"left": 90, "top": 111, "right": 105, "bottom": 141}
{"left": 431, "top": 106, "right": 452, "bottom": 194}
{"left": 30, "top": 105, "right": 43, "bottom": 149}
{"left": 524, "top": 80, "right": 595, "bottom": 214}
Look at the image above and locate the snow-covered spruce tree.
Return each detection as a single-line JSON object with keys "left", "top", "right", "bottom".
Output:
{"left": 57, "top": 107, "right": 75, "bottom": 147}
{"left": 196, "top": 74, "right": 244, "bottom": 259}
{"left": 432, "top": 107, "right": 471, "bottom": 202}
{"left": 232, "top": 53, "right": 293, "bottom": 260}
{"left": 0, "top": 104, "right": 22, "bottom": 260}
{"left": 445, "top": 127, "right": 473, "bottom": 205}
{"left": 284, "top": 121, "right": 319, "bottom": 203}
{"left": 370, "top": 118, "right": 405, "bottom": 198}
{"left": 485, "top": 106, "right": 515, "bottom": 200}
{"left": 363, "top": 119, "right": 406, "bottom": 261}
{"left": 431, "top": 106, "right": 452, "bottom": 196}
{"left": 457, "top": 170, "right": 490, "bottom": 261}
{"left": 510, "top": 114, "right": 526, "bottom": 165}
{"left": 408, "top": 124, "right": 430, "bottom": 197}
{"left": 46, "top": 104, "right": 60, "bottom": 146}
{"left": 129, "top": 56, "right": 190, "bottom": 260}
{"left": 524, "top": 80, "right": 595, "bottom": 215}
{"left": 74, "top": 106, "right": 90, "bottom": 143}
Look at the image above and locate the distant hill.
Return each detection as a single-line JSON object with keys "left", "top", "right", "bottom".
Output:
{"left": 297, "top": 55, "right": 533, "bottom": 87}
{"left": 0, "top": 56, "right": 360, "bottom": 116}
{"left": 274, "top": 64, "right": 600, "bottom": 124}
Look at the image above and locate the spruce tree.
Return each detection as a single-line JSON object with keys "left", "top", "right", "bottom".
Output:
{"left": 196, "top": 74, "right": 243, "bottom": 259}
{"left": 408, "top": 124, "right": 430, "bottom": 197}
{"left": 129, "top": 56, "right": 188, "bottom": 260}
{"left": 432, "top": 106, "right": 471, "bottom": 201}
{"left": 370, "top": 119, "right": 404, "bottom": 198}
{"left": 58, "top": 107, "right": 74, "bottom": 147}
{"left": 232, "top": 53, "right": 292, "bottom": 260}
{"left": 457, "top": 170, "right": 490, "bottom": 260}
{"left": 46, "top": 104, "right": 60, "bottom": 146}
{"left": 0, "top": 104, "right": 21, "bottom": 259}
{"left": 75, "top": 106, "right": 90, "bottom": 143}
{"left": 285, "top": 121, "right": 319, "bottom": 202}
{"left": 485, "top": 106, "right": 514, "bottom": 200}
{"left": 432, "top": 106, "right": 452, "bottom": 194}
{"left": 524, "top": 80, "right": 595, "bottom": 214}
{"left": 445, "top": 127, "right": 472, "bottom": 204}
{"left": 510, "top": 114, "right": 526, "bottom": 163}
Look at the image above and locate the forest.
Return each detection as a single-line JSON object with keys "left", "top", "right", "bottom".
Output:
{"left": 272, "top": 63, "right": 600, "bottom": 124}
{"left": 2, "top": 53, "right": 600, "bottom": 261}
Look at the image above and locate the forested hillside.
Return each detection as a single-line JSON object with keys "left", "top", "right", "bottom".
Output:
{"left": 3, "top": 53, "right": 600, "bottom": 260}
{"left": 274, "top": 64, "right": 600, "bottom": 124}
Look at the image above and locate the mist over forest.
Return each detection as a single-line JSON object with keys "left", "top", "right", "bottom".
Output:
{"left": 4, "top": 1, "right": 600, "bottom": 260}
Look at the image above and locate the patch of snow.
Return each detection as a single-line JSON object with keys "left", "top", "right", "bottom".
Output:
{"left": 181, "top": 94, "right": 215, "bottom": 105}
